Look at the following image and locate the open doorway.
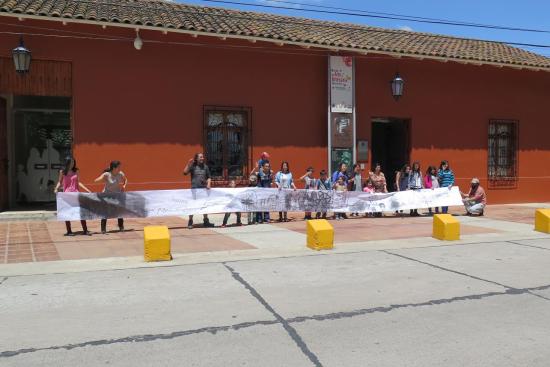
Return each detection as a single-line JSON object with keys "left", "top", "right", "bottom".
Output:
{"left": 12, "top": 96, "right": 72, "bottom": 206}
{"left": 371, "top": 118, "right": 410, "bottom": 191}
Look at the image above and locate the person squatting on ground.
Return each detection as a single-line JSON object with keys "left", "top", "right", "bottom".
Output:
{"left": 300, "top": 166, "right": 317, "bottom": 220}
{"left": 95, "top": 160, "right": 127, "bottom": 234}
{"left": 462, "top": 178, "right": 487, "bottom": 216}
{"left": 275, "top": 161, "right": 297, "bottom": 222}
{"left": 222, "top": 180, "right": 242, "bottom": 227}
{"left": 184, "top": 153, "right": 214, "bottom": 229}
{"left": 55, "top": 157, "right": 92, "bottom": 236}
{"left": 316, "top": 169, "right": 332, "bottom": 219}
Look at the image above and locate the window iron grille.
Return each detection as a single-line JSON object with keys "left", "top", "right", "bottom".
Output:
{"left": 488, "top": 119, "right": 518, "bottom": 188}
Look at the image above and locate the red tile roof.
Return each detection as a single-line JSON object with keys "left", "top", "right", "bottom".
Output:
{"left": 1, "top": 0, "right": 549, "bottom": 70}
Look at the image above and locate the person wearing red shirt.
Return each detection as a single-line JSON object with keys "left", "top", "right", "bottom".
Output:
{"left": 461, "top": 178, "right": 487, "bottom": 216}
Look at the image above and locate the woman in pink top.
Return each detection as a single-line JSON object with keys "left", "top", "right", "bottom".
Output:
{"left": 54, "top": 157, "right": 92, "bottom": 236}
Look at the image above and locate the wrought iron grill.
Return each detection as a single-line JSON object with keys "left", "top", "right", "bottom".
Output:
{"left": 488, "top": 120, "right": 518, "bottom": 188}
{"left": 204, "top": 107, "right": 250, "bottom": 183}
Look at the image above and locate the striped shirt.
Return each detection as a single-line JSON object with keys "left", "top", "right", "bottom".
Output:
{"left": 438, "top": 169, "right": 455, "bottom": 187}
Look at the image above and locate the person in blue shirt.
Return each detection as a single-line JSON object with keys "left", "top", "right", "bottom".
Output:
{"left": 256, "top": 161, "right": 273, "bottom": 223}
{"left": 331, "top": 162, "right": 349, "bottom": 219}
{"left": 438, "top": 160, "right": 455, "bottom": 214}
{"left": 332, "top": 162, "right": 349, "bottom": 184}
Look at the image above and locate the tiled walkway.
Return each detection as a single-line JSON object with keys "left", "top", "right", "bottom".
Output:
{"left": 0, "top": 204, "right": 544, "bottom": 264}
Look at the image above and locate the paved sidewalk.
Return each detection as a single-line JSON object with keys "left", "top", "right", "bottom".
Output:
{"left": 0, "top": 204, "right": 547, "bottom": 266}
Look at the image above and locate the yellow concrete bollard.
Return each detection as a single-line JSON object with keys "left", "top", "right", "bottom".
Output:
{"left": 143, "top": 225, "right": 172, "bottom": 262}
{"left": 535, "top": 209, "right": 550, "bottom": 234}
{"left": 432, "top": 214, "right": 460, "bottom": 241}
{"left": 307, "top": 219, "right": 334, "bottom": 251}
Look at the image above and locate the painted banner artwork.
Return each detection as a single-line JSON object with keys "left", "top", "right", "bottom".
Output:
{"left": 330, "top": 56, "right": 354, "bottom": 113}
{"left": 56, "top": 187, "right": 463, "bottom": 221}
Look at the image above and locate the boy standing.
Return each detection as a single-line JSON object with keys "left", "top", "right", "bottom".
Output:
{"left": 300, "top": 167, "right": 316, "bottom": 220}
{"left": 256, "top": 161, "right": 273, "bottom": 223}
{"left": 222, "top": 180, "right": 242, "bottom": 227}
{"left": 316, "top": 169, "right": 332, "bottom": 219}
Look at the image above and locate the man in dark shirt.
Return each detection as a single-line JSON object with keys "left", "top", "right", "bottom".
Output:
{"left": 183, "top": 153, "right": 213, "bottom": 229}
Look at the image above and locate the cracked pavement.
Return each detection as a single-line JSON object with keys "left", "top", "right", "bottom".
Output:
{"left": 1, "top": 237, "right": 550, "bottom": 366}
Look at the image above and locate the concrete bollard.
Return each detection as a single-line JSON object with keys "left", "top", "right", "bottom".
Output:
{"left": 306, "top": 219, "right": 334, "bottom": 251}
{"left": 535, "top": 209, "right": 550, "bottom": 234}
{"left": 432, "top": 214, "right": 460, "bottom": 241}
{"left": 143, "top": 225, "right": 172, "bottom": 262}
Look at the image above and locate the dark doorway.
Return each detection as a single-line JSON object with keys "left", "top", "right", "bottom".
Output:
{"left": 371, "top": 118, "right": 410, "bottom": 191}
{"left": 13, "top": 96, "right": 72, "bottom": 204}
{"left": 0, "top": 97, "right": 7, "bottom": 211}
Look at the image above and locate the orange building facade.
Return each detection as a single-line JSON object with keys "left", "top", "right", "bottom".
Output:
{"left": 1, "top": 15, "right": 550, "bottom": 210}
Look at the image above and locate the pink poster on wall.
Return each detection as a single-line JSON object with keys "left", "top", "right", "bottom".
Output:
{"left": 330, "top": 56, "right": 354, "bottom": 113}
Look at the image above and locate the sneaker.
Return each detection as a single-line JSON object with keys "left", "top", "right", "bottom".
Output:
{"left": 221, "top": 224, "right": 227, "bottom": 228}
{"left": 187, "top": 219, "right": 194, "bottom": 229}
{"left": 101, "top": 230, "right": 107, "bottom": 235}
{"left": 82, "top": 230, "right": 92, "bottom": 236}
{"left": 64, "top": 232, "right": 75, "bottom": 237}
{"left": 203, "top": 220, "right": 215, "bottom": 228}
{"left": 236, "top": 222, "right": 243, "bottom": 226}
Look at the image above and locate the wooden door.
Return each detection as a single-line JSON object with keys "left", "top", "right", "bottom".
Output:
{"left": 0, "top": 97, "right": 8, "bottom": 211}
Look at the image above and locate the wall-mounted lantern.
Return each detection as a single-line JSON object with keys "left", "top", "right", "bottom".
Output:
{"left": 391, "top": 73, "right": 404, "bottom": 101}
{"left": 12, "top": 36, "right": 31, "bottom": 73}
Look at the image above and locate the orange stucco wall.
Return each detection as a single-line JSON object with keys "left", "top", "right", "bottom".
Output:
{"left": 1, "top": 18, "right": 549, "bottom": 203}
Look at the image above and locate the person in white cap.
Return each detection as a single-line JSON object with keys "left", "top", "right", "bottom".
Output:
{"left": 461, "top": 178, "right": 486, "bottom": 216}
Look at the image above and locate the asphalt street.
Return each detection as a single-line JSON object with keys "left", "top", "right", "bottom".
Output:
{"left": 1, "top": 237, "right": 550, "bottom": 366}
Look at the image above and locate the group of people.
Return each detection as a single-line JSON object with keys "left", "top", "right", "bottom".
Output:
{"left": 184, "top": 151, "right": 487, "bottom": 229}
{"left": 55, "top": 157, "right": 127, "bottom": 236}
{"left": 58, "top": 151, "right": 487, "bottom": 234}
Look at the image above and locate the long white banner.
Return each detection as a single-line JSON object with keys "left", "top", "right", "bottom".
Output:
{"left": 56, "top": 187, "right": 463, "bottom": 221}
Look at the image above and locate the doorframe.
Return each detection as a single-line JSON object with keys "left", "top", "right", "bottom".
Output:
{"left": 1, "top": 94, "right": 15, "bottom": 209}
{"left": 7, "top": 100, "right": 71, "bottom": 207}
{"left": 370, "top": 117, "right": 412, "bottom": 186}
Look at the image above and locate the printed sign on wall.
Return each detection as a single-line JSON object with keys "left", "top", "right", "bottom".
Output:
{"left": 330, "top": 56, "right": 354, "bottom": 113}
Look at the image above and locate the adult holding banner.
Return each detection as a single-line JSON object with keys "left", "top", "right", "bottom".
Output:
{"left": 275, "top": 161, "right": 296, "bottom": 222}
{"left": 184, "top": 153, "right": 214, "bottom": 229}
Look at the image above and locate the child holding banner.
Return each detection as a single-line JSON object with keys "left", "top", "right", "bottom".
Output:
{"left": 222, "top": 180, "right": 242, "bottom": 227}
{"left": 315, "top": 170, "right": 332, "bottom": 219}
{"left": 438, "top": 160, "right": 455, "bottom": 214}
{"left": 300, "top": 167, "right": 316, "bottom": 220}
{"left": 95, "top": 160, "right": 127, "bottom": 233}
{"left": 333, "top": 175, "right": 347, "bottom": 220}
{"left": 256, "top": 161, "right": 273, "bottom": 224}
{"left": 54, "top": 157, "right": 92, "bottom": 236}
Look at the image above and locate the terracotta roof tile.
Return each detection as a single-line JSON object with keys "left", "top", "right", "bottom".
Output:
{"left": 0, "top": 0, "right": 549, "bottom": 69}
